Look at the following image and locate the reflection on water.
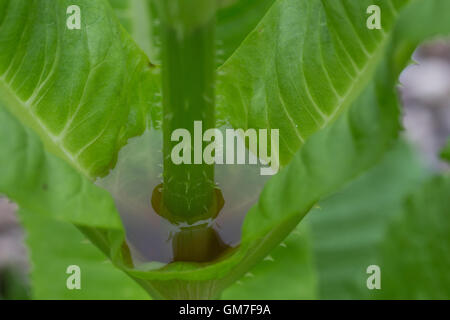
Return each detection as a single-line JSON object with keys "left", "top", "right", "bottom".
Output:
{"left": 96, "top": 128, "right": 270, "bottom": 265}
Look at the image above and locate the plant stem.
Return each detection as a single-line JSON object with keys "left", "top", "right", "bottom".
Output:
{"left": 156, "top": 0, "right": 218, "bottom": 224}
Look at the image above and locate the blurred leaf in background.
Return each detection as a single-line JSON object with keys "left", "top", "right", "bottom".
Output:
{"left": 306, "top": 140, "right": 427, "bottom": 299}
{"left": 378, "top": 175, "right": 450, "bottom": 299}
{"left": 308, "top": 139, "right": 450, "bottom": 299}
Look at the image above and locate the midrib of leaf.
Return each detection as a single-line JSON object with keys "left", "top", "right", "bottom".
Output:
{"left": 313, "top": 8, "right": 376, "bottom": 122}
{"left": 302, "top": 8, "right": 387, "bottom": 126}
{"left": 0, "top": 78, "right": 90, "bottom": 177}
{"left": 272, "top": 5, "right": 384, "bottom": 144}
{"left": 313, "top": 26, "right": 388, "bottom": 128}
{"left": 307, "top": 0, "right": 395, "bottom": 125}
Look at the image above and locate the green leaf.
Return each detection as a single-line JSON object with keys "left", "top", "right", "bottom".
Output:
{"left": 217, "top": 0, "right": 408, "bottom": 165}
{"left": 19, "top": 209, "right": 148, "bottom": 300}
{"left": 221, "top": 224, "right": 317, "bottom": 300}
{"left": 378, "top": 175, "right": 450, "bottom": 299}
{"left": 306, "top": 140, "right": 427, "bottom": 299}
{"left": 0, "top": 0, "right": 160, "bottom": 178}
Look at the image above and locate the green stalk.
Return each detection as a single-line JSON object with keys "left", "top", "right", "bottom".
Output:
{"left": 155, "top": 0, "right": 218, "bottom": 224}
